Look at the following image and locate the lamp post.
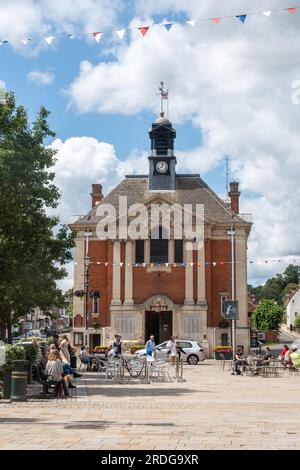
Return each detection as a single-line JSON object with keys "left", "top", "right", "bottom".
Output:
{"left": 84, "top": 255, "right": 91, "bottom": 347}
{"left": 227, "top": 226, "right": 236, "bottom": 356}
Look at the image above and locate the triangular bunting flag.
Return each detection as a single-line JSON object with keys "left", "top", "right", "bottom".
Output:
{"left": 288, "top": 7, "right": 297, "bottom": 14}
{"left": 68, "top": 34, "right": 75, "bottom": 39}
{"left": 92, "top": 32, "right": 103, "bottom": 43}
{"left": 20, "top": 38, "right": 31, "bottom": 45}
{"left": 236, "top": 15, "right": 247, "bottom": 23}
{"left": 173, "top": 263, "right": 177, "bottom": 268}
{"left": 212, "top": 18, "right": 221, "bottom": 24}
{"left": 0, "top": 40, "right": 8, "bottom": 45}
{"left": 213, "top": 262, "right": 217, "bottom": 267}
{"left": 186, "top": 20, "right": 195, "bottom": 27}
{"left": 120, "top": 262, "right": 123, "bottom": 267}
{"left": 139, "top": 27, "right": 149, "bottom": 37}
{"left": 105, "top": 262, "right": 108, "bottom": 267}
{"left": 164, "top": 23, "right": 173, "bottom": 31}
{"left": 262, "top": 11, "right": 272, "bottom": 17}
{"left": 116, "top": 29, "right": 126, "bottom": 40}
{"left": 45, "top": 36, "right": 55, "bottom": 45}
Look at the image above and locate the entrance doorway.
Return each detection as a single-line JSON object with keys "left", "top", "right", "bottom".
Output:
{"left": 145, "top": 311, "right": 172, "bottom": 344}
{"left": 89, "top": 333, "right": 101, "bottom": 351}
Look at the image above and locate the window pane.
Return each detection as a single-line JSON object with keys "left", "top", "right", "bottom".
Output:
{"left": 135, "top": 240, "right": 144, "bottom": 263}
{"left": 174, "top": 239, "right": 183, "bottom": 263}
{"left": 150, "top": 238, "right": 168, "bottom": 263}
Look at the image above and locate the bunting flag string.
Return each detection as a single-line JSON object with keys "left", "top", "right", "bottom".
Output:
{"left": 0, "top": 6, "right": 298, "bottom": 49}
{"left": 139, "top": 27, "right": 149, "bottom": 37}
{"left": 73, "top": 257, "right": 300, "bottom": 268}
{"left": 92, "top": 32, "right": 103, "bottom": 43}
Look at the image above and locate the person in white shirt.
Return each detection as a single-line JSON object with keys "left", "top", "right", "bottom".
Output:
{"left": 45, "top": 350, "right": 70, "bottom": 397}
{"left": 166, "top": 336, "right": 177, "bottom": 366}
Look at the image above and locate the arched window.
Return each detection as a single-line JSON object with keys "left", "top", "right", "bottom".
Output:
{"left": 93, "top": 297, "right": 99, "bottom": 315}
{"left": 150, "top": 226, "right": 168, "bottom": 263}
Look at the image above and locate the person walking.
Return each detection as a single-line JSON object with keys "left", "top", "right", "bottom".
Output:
{"left": 145, "top": 335, "right": 156, "bottom": 361}
{"left": 60, "top": 335, "right": 71, "bottom": 365}
{"left": 166, "top": 336, "right": 177, "bottom": 366}
{"left": 112, "top": 335, "right": 122, "bottom": 357}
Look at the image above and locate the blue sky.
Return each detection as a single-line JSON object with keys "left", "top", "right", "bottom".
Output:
{"left": 1, "top": 0, "right": 300, "bottom": 287}
{"left": 0, "top": 1, "right": 233, "bottom": 196}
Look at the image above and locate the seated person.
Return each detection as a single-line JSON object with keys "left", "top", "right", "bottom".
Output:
{"left": 284, "top": 348, "right": 295, "bottom": 366}
{"left": 289, "top": 348, "right": 300, "bottom": 367}
{"left": 233, "top": 348, "right": 248, "bottom": 374}
{"left": 62, "top": 362, "right": 82, "bottom": 379}
{"left": 45, "top": 350, "right": 70, "bottom": 397}
{"left": 255, "top": 347, "right": 272, "bottom": 373}
{"left": 279, "top": 345, "right": 289, "bottom": 367}
{"left": 80, "top": 346, "right": 93, "bottom": 369}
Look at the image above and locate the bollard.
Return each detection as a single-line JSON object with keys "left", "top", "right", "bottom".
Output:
{"left": 11, "top": 360, "right": 28, "bottom": 402}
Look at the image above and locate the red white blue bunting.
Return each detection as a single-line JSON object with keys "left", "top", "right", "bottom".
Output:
{"left": 73, "top": 258, "right": 300, "bottom": 268}
{"left": 0, "top": 6, "right": 298, "bottom": 48}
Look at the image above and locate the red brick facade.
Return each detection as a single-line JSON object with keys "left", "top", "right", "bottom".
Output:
{"left": 83, "top": 238, "right": 232, "bottom": 330}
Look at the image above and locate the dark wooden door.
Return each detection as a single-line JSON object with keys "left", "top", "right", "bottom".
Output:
{"left": 145, "top": 310, "right": 172, "bottom": 344}
{"left": 145, "top": 311, "right": 159, "bottom": 344}
{"left": 159, "top": 311, "right": 172, "bottom": 343}
{"left": 90, "top": 334, "right": 101, "bottom": 350}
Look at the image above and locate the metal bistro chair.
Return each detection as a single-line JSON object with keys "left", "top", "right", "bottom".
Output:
{"left": 106, "top": 357, "right": 121, "bottom": 380}
{"left": 149, "top": 360, "right": 172, "bottom": 382}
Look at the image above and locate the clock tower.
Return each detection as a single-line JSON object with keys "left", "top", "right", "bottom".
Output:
{"left": 148, "top": 111, "right": 177, "bottom": 190}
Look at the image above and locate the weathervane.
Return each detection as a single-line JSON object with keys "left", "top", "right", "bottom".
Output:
{"left": 157, "top": 81, "right": 169, "bottom": 118}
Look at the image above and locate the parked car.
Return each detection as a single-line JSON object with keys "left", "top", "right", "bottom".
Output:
{"left": 134, "top": 339, "right": 205, "bottom": 364}
{"left": 27, "top": 329, "right": 42, "bottom": 338}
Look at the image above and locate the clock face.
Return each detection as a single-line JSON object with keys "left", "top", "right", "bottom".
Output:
{"left": 155, "top": 161, "right": 168, "bottom": 174}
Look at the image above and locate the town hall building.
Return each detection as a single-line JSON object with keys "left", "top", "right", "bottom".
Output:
{"left": 70, "top": 111, "right": 252, "bottom": 355}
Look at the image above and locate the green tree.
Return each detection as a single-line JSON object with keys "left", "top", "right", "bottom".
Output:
{"left": 252, "top": 299, "right": 284, "bottom": 332}
{"left": 283, "top": 264, "right": 300, "bottom": 285}
{"left": 0, "top": 92, "right": 74, "bottom": 341}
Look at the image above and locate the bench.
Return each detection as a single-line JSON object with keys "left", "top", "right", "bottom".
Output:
{"left": 32, "top": 364, "right": 61, "bottom": 397}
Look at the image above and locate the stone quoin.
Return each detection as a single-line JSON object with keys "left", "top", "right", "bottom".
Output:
{"left": 69, "top": 111, "right": 252, "bottom": 355}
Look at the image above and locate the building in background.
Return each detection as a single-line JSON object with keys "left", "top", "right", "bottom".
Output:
{"left": 285, "top": 286, "right": 300, "bottom": 329}
{"left": 70, "top": 113, "right": 252, "bottom": 354}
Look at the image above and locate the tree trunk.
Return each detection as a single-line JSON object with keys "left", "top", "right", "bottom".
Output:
{"left": 6, "top": 321, "right": 12, "bottom": 344}
{"left": 0, "top": 324, "right": 6, "bottom": 342}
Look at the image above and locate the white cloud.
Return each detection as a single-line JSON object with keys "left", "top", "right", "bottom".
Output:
{"left": 50, "top": 136, "right": 148, "bottom": 222}
{"left": 0, "top": 0, "right": 122, "bottom": 52}
{"left": 28, "top": 69, "right": 55, "bottom": 86}
{"left": 66, "top": 0, "right": 300, "bottom": 285}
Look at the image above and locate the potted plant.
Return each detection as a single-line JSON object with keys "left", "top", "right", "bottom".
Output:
{"left": 0, "top": 344, "right": 26, "bottom": 399}
{"left": 93, "top": 345, "right": 110, "bottom": 355}
{"left": 213, "top": 345, "right": 233, "bottom": 360}
{"left": 130, "top": 344, "right": 145, "bottom": 355}
{"left": 23, "top": 343, "right": 38, "bottom": 384}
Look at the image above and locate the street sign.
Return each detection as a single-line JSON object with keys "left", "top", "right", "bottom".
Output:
{"left": 222, "top": 300, "right": 239, "bottom": 320}
{"left": 25, "top": 321, "right": 32, "bottom": 330}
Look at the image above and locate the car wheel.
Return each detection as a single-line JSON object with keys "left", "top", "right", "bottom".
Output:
{"left": 187, "top": 354, "right": 199, "bottom": 365}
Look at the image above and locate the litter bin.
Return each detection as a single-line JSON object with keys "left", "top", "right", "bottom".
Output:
{"left": 70, "top": 354, "right": 77, "bottom": 370}
{"left": 11, "top": 360, "right": 28, "bottom": 402}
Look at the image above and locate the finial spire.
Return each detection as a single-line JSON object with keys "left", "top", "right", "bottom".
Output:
{"left": 158, "top": 81, "right": 169, "bottom": 117}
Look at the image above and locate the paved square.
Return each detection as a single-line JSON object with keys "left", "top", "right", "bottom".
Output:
{"left": 1, "top": 360, "right": 300, "bottom": 450}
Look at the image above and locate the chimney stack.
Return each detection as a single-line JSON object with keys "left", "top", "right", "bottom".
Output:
{"left": 229, "top": 181, "right": 240, "bottom": 214}
{"left": 91, "top": 183, "right": 103, "bottom": 208}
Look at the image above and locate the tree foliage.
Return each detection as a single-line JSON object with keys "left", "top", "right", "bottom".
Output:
{"left": 252, "top": 299, "right": 284, "bottom": 332}
{"left": 249, "top": 265, "right": 300, "bottom": 305}
{"left": 0, "top": 93, "right": 74, "bottom": 340}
